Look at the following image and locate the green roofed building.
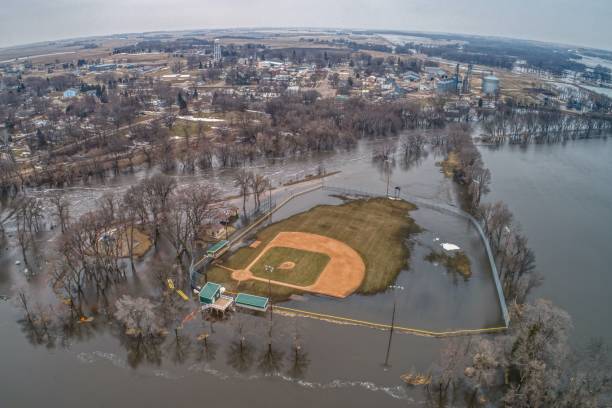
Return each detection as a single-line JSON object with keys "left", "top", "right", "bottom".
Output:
{"left": 199, "top": 282, "right": 221, "bottom": 304}
{"left": 207, "top": 240, "right": 229, "bottom": 257}
{"left": 199, "top": 282, "right": 234, "bottom": 314}
{"left": 235, "top": 293, "right": 269, "bottom": 312}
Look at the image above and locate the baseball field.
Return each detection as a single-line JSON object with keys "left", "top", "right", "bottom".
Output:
{"left": 207, "top": 197, "right": 420, "bottom": 300}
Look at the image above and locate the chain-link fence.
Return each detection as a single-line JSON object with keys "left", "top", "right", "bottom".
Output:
{"left": 322, "top": 185, "right": 510, "bottom": 327}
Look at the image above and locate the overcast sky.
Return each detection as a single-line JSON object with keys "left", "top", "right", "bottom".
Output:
{"left": 1, "top": 0, "right": 610, "bottom": 50}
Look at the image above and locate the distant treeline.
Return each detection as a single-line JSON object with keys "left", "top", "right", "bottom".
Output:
{"left": 112, "top": 38, "right": 213, "bottom": 54}
{"left": 349, "top": 31, "right": 599, "bottom": 76}
{"left": 414, "top": 42, "right": 586, "bottom": 74}
{"left": 480, "top": 106, "right": 612, "bottom": 145}
{"left": 302, "top": 37, "right": 393, "bottom": 54}
{"left": 260, "top": 47, "right": 350, "bottom": 65}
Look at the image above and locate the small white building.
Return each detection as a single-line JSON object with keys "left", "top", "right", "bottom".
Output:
{"left": 63, "top": 88, "right": 78, "bottom": 99}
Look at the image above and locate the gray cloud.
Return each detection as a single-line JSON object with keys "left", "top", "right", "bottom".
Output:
{"left": 0, "top": 0, "right": 610, "bottom": 50}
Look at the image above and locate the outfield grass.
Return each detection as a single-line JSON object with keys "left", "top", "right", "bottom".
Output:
{"left": 250, "top": 246, "right": 330, "bottom": 286}
{"left": 207, "top": 197, "right": 420, "bottom": 299}
{"left": 439, "top": 151, "right": 460, "bottom": 178}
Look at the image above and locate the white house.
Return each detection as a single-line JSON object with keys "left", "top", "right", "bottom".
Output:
{"left": 63, "top": 88, "right": 78, "bottom": 99}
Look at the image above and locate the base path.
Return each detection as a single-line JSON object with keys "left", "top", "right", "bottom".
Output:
{"left": 231, "top": 231, "right": 366, "bottom": 298}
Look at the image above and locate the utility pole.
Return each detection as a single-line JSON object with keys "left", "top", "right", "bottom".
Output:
{"left": 384, "top": 284, "right": 403, "bottom": 367}
{"left": 265, "top": 265, "right": 274, "bottom": 352}
{"left": 384, "top": 300, "right": 396, "bottom": 367}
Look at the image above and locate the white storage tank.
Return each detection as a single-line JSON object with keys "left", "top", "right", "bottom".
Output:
{"left": 482, "top": 75, "right": 500, "bottom": 95}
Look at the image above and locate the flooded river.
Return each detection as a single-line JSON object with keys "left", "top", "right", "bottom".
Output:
{"left": 0, "top": 134, "right": 608, "bottom": 406}
{"left": 480, "top": 138, "right": 612, "bottom": 345}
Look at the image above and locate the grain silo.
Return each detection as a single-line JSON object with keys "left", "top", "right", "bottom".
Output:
{"left": 482, "top": 75, "right": 500, "bottom": 95}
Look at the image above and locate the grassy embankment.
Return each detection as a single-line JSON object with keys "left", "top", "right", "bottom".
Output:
{"left": 207, "top": 197, "right": 421, "bottom": 300}
{"left": 425, "top": 250, "right": 472, "bottom": 279}
{"left": 250, "top": 247, "right": 330, "bottom": 286}
{"left": 438, "top": 151, "right": 460, "bottom": 178}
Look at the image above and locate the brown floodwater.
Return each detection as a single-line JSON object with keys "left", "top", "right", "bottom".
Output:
{"left": 0, "top": 134, "right": 539, "bottom": 407}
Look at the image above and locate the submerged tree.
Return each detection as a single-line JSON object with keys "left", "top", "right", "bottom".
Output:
{"left": 49, "top": 191, "right": 70, "bottom": 233}
{"left": 226, "top": 315, "right": 255, "bottom": 372}
{"left": 234, "top": 169, "right": 253, "bottom": 218}
{"left": 15, "top": 196, "right": 43, "bottom": 268}
{"left": 250, "top": 173, "right": 269, "bottom": 212}
{"left": 286, "top": 320, "right": 310, "bottom": 379}
{"left": 424, "top": 299, "right": 605, "bottom": 407}
{"left": 114, "top": 295, "right": 161, "bottom": 338}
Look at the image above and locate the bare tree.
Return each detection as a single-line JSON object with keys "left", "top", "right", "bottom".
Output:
{"left": 463, "top": 338, "right": 500, "bottom": 407}
{"left": 15, "top": 196, "right": 43, "bottom": 267}
{"left": 468, "top": 166, "right": 491, "bottom": 208}
{"left": 0, "top": 193, "right": 24, "bottom": 241}
{"left": 286, "top": 320, "right": 310, "bottom": 379}
{"left": 250, "top": 173, "right": 269, "bottom": 212}
{"left": 427, "top": 338, "right": 466, "bottom": 406}
{"left": 15, "top": 289, "right": 55, "bottom": 346}
{"left": 115, "top": 295, "right": 161, "bottom": 338}
{"left": 226, "top": 315, "right": 255, "bottom": 372}
{"left": 49, "top": 191, "right": 70, "bottom": 233}
{"left": 479, "top": 201, "right": 513, "bottom": 251}
{"left": 118, "top": 197, "right": 139, "bottom": 274}
{"left": 141, "top": 174, "right": 177, "bottom": 247}
{"left": 400, "top": 131, "right": 426, "bottom": 158}
{"left": 161, "top": 185, "right": 217, "bottom": 276}
{"left": 161, "top": 113, "right": 177, "bottom": 130}
{"left": 196, "top": 138, "right": 214, "bottom": 169}
{"left": 177, "top": 141, "right": 196, "bottom": 173}
{"left": 234, "top": 169, "right": 253, "bottom": 218}
{"left": 435, "top": 300, "right": 580, "bottom": 407}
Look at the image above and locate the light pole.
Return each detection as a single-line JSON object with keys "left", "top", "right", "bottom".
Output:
{"left": 385, "top": 158, "right": 391, "bottom": 197}
{"left": 265, "top": 264, "right": 275, "bottom": 352}
{"left": 265, "top": 264, "right": 274, "bottom": 322}
{"left": 268, "top": 184, "right": 273, "bottom": 223}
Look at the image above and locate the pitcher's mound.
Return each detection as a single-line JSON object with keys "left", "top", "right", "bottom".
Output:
{"left": 278, "top": 261, "right": 296, "bottom": 270}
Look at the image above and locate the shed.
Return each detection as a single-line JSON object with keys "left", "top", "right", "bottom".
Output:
{"left": 199, "top": 282, "right": 221, "bottom": 304}
{"left": 235, "top": 293, "right": 269, "bottom": 312}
